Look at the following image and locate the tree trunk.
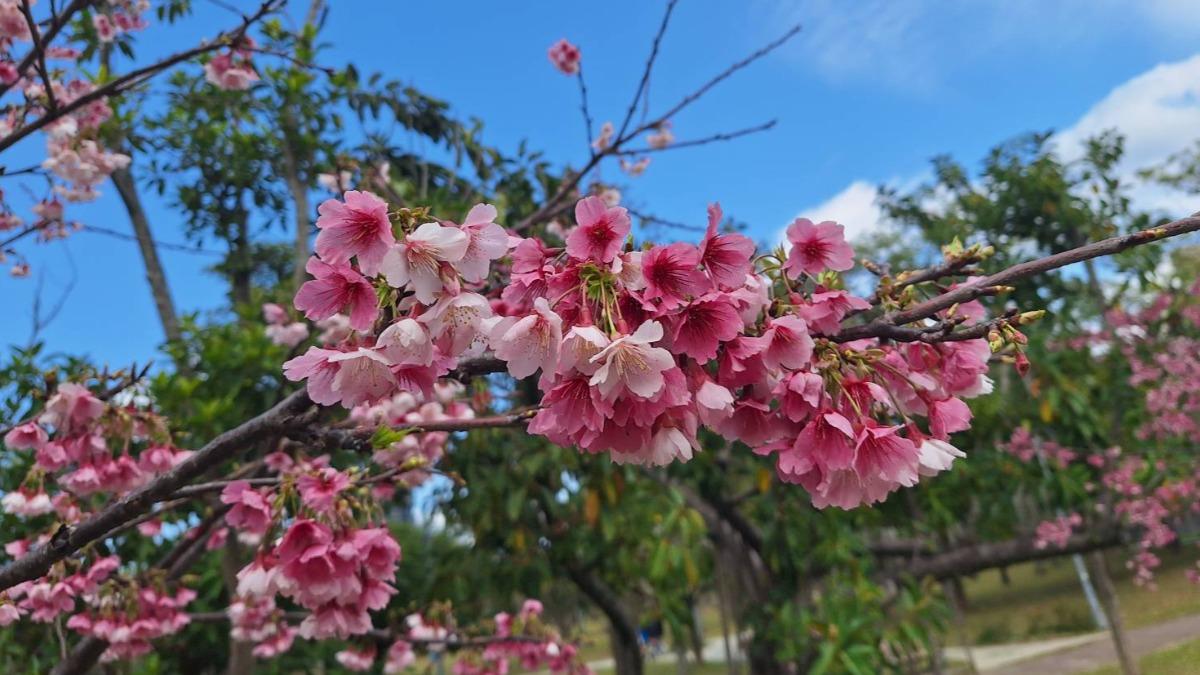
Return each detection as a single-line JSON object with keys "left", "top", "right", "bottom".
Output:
{"left": 110, "top": 165, "right": 183, "bottom": 343}
{"left": 565, "top": 565, "right": 643, "bottom": 675}
{"left": 1088, "top": 551, "right": 1139, "bottom": 675}
{"left": 230, "top": 212, "right": 252, "bottom": 307}
{"left": 279, "top": 125, "right": 311, "bottom": 294}
{"left": 687, "top": 595, "right": 705, "bottom": 664}
{"left": 221, "top": 533, "right": 254, "bottom": 675}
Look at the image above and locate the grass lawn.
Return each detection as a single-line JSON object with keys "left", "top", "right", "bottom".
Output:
{"left": 594, "top": 660, "right": 732, "bottom": 675}
{"left": 1082, "top": 636, "right": 1200, "bottom": 675}
{"left": 955, "top": 548, "right": 1200, "bottom": 645}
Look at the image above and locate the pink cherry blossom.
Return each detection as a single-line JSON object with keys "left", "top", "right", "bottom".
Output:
{"left": 336, "top": 645, "right": 377, "bottom": 671}
{"left": 377, "top": 318, "right": 434, "bottom": 366}
{"left": 669, "top": 293, "right": 742, "bottom": 361}
{"left": 783, "top": 218, "right": 855, "bottom": 278}
{"left": 642, "top": 242, "right": 708, "bottom": 310}
{"left": 315, "top": 190, "right": 395, "bottom": 276}
{"left": 547, "top": 39, "right": 581, "bottom": 75}
{"left": 492, "top": 297, "right": 563, "bottom": 379}
{"left": 283, "top": 347, "right": 343, "bottom": 405}
{"left": 220, "top": 481, "right": 274, "bottom": 535}
{"left": 294, "top": 257, "right": 379, "bottom": 331}
{"left": 699, "top": 203, "right": 754, "bottom": 288}
{"left": 328, "top": 348, "right": 397, "bottom": 408}
{"left": 297, "top": 468, "right": 351, "bottom": 513}
{"left": 4, "top": 422, "right": 47, "bottom": 450}
{"left": 589, "top": 321, "right": 676, "bottom": 400}
{"left": 756, "top": 316, "right": 815, "bottom": 370}
{"left": 454, "top": 203, "right": 509, "bottom": 283}
{"left": 381, "top": 222, "right": 469, "bottom": 303}
{"left": 566, "top": 196, "right": 630, "bottom": 264}
{"left": 39, "top": 383, "right": 104, "bottom": 434}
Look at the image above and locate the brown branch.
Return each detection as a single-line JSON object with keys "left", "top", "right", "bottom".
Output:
{"left": 0, "top": 0, "right": 282, "bottom": 154}
{"left": 835, "top": 213, "right": 1200, "bottom": 342}
{"left": 0, "top": 0, "right": 89, "bottom": 101}
{"left": 615, "top": 119, "right": 777, "bottom": 156}
{"left": 883, "top": 525, "right": 1122, "bottom": 582}
{"left": 616, "top": 0, "right": 679, "bottom": 141}
{"left": 19, "top": 0, "right": 58, "bottom": 111}
{"left": 641, "top": 23, "right": 802, "bottom": 134}
{"left": 0, "top": 388, "right": 313, "bottom": 593}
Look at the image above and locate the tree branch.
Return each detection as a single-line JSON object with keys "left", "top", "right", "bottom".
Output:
{"left": 0, "top": 388, "right": 313, "bottom": 593}
{"left": 836, "top": 213, "right": 1200, "bottom": 342}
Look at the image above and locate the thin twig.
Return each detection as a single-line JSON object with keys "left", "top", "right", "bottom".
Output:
{"left": 616, "top": 0, "right": 678, "bottom": 141}
{"left": 615, "top": 119, "right": 776, "bottom": 155}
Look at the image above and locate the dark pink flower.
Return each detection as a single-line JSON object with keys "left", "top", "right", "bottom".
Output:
{"left": 699, "top": 203, "right": 754, "bottom": 289}
{"left": 783, "top": 218, "right": 854, "bottom": 278}
{"left": 642, "top": 243, "right": 708, "bottom": 310}
{"left": 297, "top": 468, "right": 351, "bottom": 513}
{"left": 547, "top": 39, "right": 581, "bottom": 75}
{"left": 220, "top": 480, "right": 274, "bottom": 534}
{"left": 566, "top": 196, "right": 630, "bottom": 263}
{"left": 669, "top": 293, "right": 742, "bottom": 361}
{"left": 294, "top": 257, "right": 378, "bottom": 331}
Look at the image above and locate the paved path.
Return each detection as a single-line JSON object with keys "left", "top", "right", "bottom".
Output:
{"left": 984, "top": 613, "right": 1200, "bottom": 674}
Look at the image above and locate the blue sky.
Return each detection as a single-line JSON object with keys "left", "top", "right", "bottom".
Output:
{"left": 4, "top": 0, "right": 1200, "bottom": 366}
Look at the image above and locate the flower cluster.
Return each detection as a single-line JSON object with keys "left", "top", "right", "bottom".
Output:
{"left": 284, "top": 191, "right": 996, "bottom": 509}
{"left": 547, "top": 39, "right": 581, "bottom": 76}
{"left": 262, "top": 302, "right": 310, "bottom": 347}
{"left": 204, "top": 39, "right": 259, "bottom": 90}
{"left": 1033, "top": 512, "right": 1081, "bottom": 550}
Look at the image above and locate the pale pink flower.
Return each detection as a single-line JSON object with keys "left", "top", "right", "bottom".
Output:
{"left": 592, "top": 121, "right": 614, "bottom": 151}
{"left": 93, "top": 14, "right": 116, "bottom": 42}
{"left": 336, "top": 646, "right": 377, "bottom": 671}
{"left": 0, "top": 604, "right": 20, "bottom": 626}
{"left": 2, "top": 489, "right": 53, "bottom": 517}
{"left": 39, "top": 383, "right": 104, "bottom": 434}
{"left": 283, "top": 347, "right": 342, "bottom": 406}
{"left": 492, "top": 297, "right": 563, "bottom": 379}
{"left": 620, "top": 157, "right": 651, "bottom": 176}
{"left": 377, "top": 318, "right": 434, "bottom": 366}
{"left": 328, "top": 348, "right": 397, "bottom": 407}
{"left": 917, "top": 439, "right": 965, "bottom": 477}
{"left": 547, "top": 39, "right": 581, "bottom": 75}
{"left": 646, "top": 121, "right": 674, "bottom": 149}
{"left": 262, "top": 302, "right": 288, "bottom": 324}
{"left": 783, "top": 218, "right": 854, "bottom": 278}
{"left": 381, "top": 222, "right": 469, "bottom": 303}
{"left": 314, "top": 190, "right": 395, "bottom": 276}
{"left": 557, "top": 325, "right": 611, "bottom": 376}
{"left": 566, "top": 196, "right": 630, "bottom": 264}
{"left": 205, "top": 52, "right": 258, "bottom": 90}
{"left": 642, "top": 243, "right": 708, "bottom": 310}
{"left": 294, "top": 257, "right": 378, "bottom": 331}
{"left": 4, "top": 422, "right": 47, "bottom": 450}
{"left": 589, "top": 321, "right": 676, "bottom": 400}
{"left": 421, "top": 292, "right": 493, "bottom": 356}
{"left": 266, "top": 322, "right": 309, "bottom": 347}
{"left": 454, "top": 203, "right": 509, "bottom": 283}
{"left": 384, "top": 640, "right": 416, "bottom": 673}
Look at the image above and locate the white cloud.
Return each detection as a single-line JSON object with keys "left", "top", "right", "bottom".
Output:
{"left": 759, "top": 0, "right": 1200, "bottom": 92}
{"left": 787, "top": 181, "right": 884, "bottom": 243}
